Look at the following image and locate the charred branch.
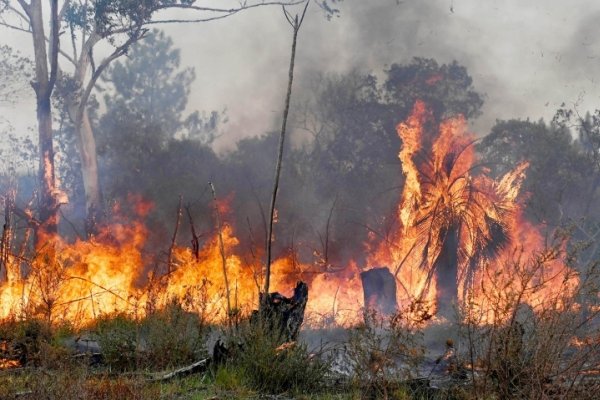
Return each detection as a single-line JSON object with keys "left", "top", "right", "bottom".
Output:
{"left": 264, "top": 0, "right": 309, "bottom": 297}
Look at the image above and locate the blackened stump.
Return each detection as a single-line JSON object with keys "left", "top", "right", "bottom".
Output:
{"left": 360, "top": 267, "right": 398, "bottom": 316}
{"left": 256, "top": 281, "right": 308, "bottom": 341}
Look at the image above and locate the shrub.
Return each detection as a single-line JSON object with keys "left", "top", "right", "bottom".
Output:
{"left": 0, "top": 317, "right": 67, "bottom": 367}
{"left": 220, "top": 320, "right": 330, "bottom": 395}
{"left": 93, "top": 313, "right": 138, "bottom": 371}
{"left": 346, "top": 309, "right": 425, "bottom": 399}
{"left": 139, "top": 299, "right": 208, "bottom": 369}
{"left": 458, "top": 238, "right": 600, "bottom": 399}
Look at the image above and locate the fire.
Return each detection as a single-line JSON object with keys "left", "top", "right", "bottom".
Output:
{"left": 0, "top": 358, "right": 19, "bottom": 369}
{"left": 0, "top": 101, "right": 578, "bottom": 328}
{"left": 368, "top": 100, "right": 577, "bottom": 322}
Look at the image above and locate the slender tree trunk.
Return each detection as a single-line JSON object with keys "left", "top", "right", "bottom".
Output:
{"left": 37, "top": 96, "right": 57, "bottom": 233}
{"left": 263, "top": 3, "right": 308, "bottom": 298}
{"left": 66, "top": 33, "right": 103, "bottom": 235}
{"left": 209, "top": 182, "right": 231, "bottom": 328}
{"left": 27, "top": 0, "right": 60, "bottom": 237}
{"left": 66, "top": 104, "right": 102, "bottom": 233}
{"left": 0, "top": 192, "right": 13, "bottom": 282}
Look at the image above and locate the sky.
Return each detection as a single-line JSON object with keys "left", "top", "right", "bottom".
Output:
{"left": 1, "top": 0, "right": 600, "bottom": 152}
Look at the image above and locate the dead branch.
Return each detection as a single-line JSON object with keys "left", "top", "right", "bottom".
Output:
{"left": 185, "top": 205, "right": 200, "bottom": 260}
{"left": 264, "top": 0, "right": 309, "bottom": 298}
{"left": 209, "top": 181, "right": 231, "bottom": 328}
{"left": 150, "top": 357, "right": 210, "bottom": 381}
{"left": 1, "top": 191, "right": 13, "bottom": 281}
{"left": 167, "top": 194, "right": 183, "bottom": 273}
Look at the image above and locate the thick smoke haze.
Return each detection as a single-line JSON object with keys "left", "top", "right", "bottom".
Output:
{"left": 1, "top": 0, "right": 600, "bottom": 258}
{"left": 164, "top": 0, "right": 600, "bottom": 150}
{"left": 2, "top": 1, "right": 600, "bottom": 149}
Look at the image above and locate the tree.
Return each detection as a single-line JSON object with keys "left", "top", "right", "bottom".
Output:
{"left": 96, "top": 29, "right": 220, "bottom": 225}
{"left": 0, "top": 0, "right": 62, "bottom": 236}
{"left": 0, "top": 0, "right": 310, "bottom": 234}
{"left": 291, "top": 58, "right": 484, "bottom": 265}
{"left": 384, "top": 58, "right": 483, "bottom": 123}
{"left": 103, "top": 29, "right": 218, "bottom": 144}
{"left": 477, "top": 119, "right": 594, "bottom": 226}
{"left": 264, "top": 2, "right": 309, "bottom": 297}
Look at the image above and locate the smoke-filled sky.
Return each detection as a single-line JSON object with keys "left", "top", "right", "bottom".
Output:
{"left": 1, "top": 0, "right": 600, "bottom": 152}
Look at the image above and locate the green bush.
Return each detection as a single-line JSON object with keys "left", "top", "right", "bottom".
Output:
{"left": 93, "top": 313, "right": 138, "bottom": 371}
{"left": 0, "top": 317, "right": 70, "bottom": 367}
{"left": 222, "top": 321, "right": 330, "bottom": 395}
{"left": 139, "top": 299, "right": 207, "bottom": 369}
{"left": 214, "top": 364, "right": 245, "bottom": 391}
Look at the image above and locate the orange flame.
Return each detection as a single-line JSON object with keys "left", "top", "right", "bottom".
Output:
{"left": 0, "top": 101, "right": 579, "bottom": 328}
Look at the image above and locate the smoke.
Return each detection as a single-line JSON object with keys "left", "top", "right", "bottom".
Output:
{"left": 2, "top": 0, "right": 600, "bottom": 269}
{"left": 155, "top": 0, "right": 600, "bottom": 152}
{"left": 2, "top": 1, "right": 600, "bottom": 147}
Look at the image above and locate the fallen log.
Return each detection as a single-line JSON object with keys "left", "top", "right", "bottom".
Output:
{"left": 151, "top": 357, "right": 210, "bottom": 381}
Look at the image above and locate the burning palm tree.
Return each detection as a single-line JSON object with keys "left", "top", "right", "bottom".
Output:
{"left": 371, "top": 101, "right": 528, "bottom": 320}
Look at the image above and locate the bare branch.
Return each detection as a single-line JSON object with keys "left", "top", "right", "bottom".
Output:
{"left": 4, "top": 2, "right": 30, "bottom": 26}
{"left": 167, "top": 194, "right": 183, "bottom": 273}
{"left": 144, "top": 0, "right": 304, "bottom": 25}
{"left": 16, "top": 0, "right": 30, "bottom": 17}
{"left": 143, "top": 12, "right": 239, "bottom": 25}
{"left": 264, "top": 0, "right": 309, "bottom": 297}
{"left": 0, "top": 19, "right": 30, "bottom": 32}
{"left": 156, "top": 2, "right": 300, "bottom": 13}
{"left": 74, "top": 29, "right": 143, "bottom": 133}
{"left": 298, "top": 0, "right": 310, "bottom": 26}
{"left": 209, "top": 181, "right": 232, "bottom": 329}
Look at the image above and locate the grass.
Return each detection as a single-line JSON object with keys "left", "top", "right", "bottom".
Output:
{"left": 1, "top": 239, "right": 599, "bottom": 399}
{"left": 0, "top": 368, "right": 365, "bottom": 399}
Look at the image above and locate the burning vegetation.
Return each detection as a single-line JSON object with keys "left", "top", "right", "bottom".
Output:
{"left": 1, "top": 2, "right": 600, "bottom": 398}
{"left": 1, "top": 88, "right": 600, "bottom": 397}
{"left": 0, "top": 101, "right": 578, "bottom": 330}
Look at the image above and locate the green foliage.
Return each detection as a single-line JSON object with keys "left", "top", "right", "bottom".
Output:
{"left": 63, "top": 0, "right": 192, "bottom": 38}
{"left": 0, "top": 318, "right": 74, "bottom": 368}
{"left": 477, "top": 118, "right": 596, "bottom": 225}
{"left": 139, "top": 300, "right": 208, "bottom": 369}
{"left": 91, "top": 301, "right": 210, "bottom": 371}
{"left": 384, "top": 58, "right": 483, "bottom": 122}
{"left": 93, "top": 313, "right": 138, "bottom": 371}
{"left": 214, "top": 365, "right": 246, "bottom": 391}
{"left": 101, "top": 29, "right": 219, "bottom": 144}
{"left": 219, "top": 321, "right": 330, "bottom": 395}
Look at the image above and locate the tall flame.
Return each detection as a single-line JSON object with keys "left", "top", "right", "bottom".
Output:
{"left": 0, "top": 101, "right": 578, "bottom": 328}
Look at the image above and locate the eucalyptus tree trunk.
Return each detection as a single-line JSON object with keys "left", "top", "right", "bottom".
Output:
{"left": 65, "top": 32, "right": 103, "bottom": 235}
{"left": 24, "top": 0, "right": 61, "bottom": 236}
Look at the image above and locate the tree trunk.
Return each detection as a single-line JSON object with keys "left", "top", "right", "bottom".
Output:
{"left": 37, "top": 97, "right": 58, "bottom": 235}
{"left": 433, "top": 227, "right": 460, "bottom": 321}
{"left": 28, "top": 0, "right": 60, "bottom": 237}
{"left": 255, "top": 281, "right": 308, "bottom": 342}
{"left": 67, "top": 33, "right": 103, "bottom": 235}
{"left": 67, "top": 104, "right": 102, "bottom": 233}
